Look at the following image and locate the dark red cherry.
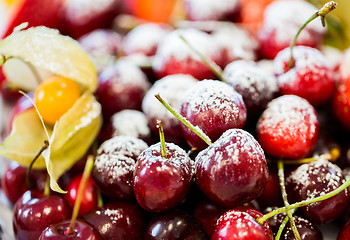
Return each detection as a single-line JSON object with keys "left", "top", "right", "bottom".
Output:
{"left": 195, "top": 128, "right": 268, "bottom": 208}
{"left": 142, "top": 74, "right": 197, "bottom": 146}
{"left": 258, "top": 0, "right": 325, "bottom": 59}
{"left": 257, "top": 95, "right": 319, "bottom": 159}
{"left": 338, "top": 219, "right": 350, "bottom": 240}
{"left": 64, "top": 175, "right": 98, "bottom": 217}
{"left": 13, "top": 190, "right": 71, "bottom": 240}
{"left": 38, "top": 219, "right": 102, "bottom": 240}
{"left": 180, "top": 80, "right": 246, "bottom": 150}
{"left": 133, "top": 142, "right": 194, "bottom": 212}
{"left": 61, "top": 0, "right": 120, "bottom": 39}
{"left": 153, "top": 28, "right": 222, "bottom": 80}
{"left": 286, "top": 159, "right": 350, "bottom": 224}
{"left": 92, "top": 136, "right": 148, "bottom": 200}
{"left": 78, "top": 29, "right": 122, "bottom": 73}
{"left": 83, "top": 201, "right": 146, "bottom": 240}
{"left": 192, "top": 197, "right": 228, "bottom": 236}
{"left": 223, "top": 60, "right": 278, "bottom": 118}
{"left": 1, "top": 161, "right": 47, "bottom": 204}
{"left": 145, "top": 209, "right": 207, "bottom": 240}
{"left": 274, "top": 46, "right": 335, "bottom": 106}
{"left": 96, "top": 60, "right": 150, "bottom": 120}
{"left": 211, "top": 208, "right": 273, "bottom": 240}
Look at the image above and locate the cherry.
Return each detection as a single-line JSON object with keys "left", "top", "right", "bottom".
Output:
{"left": 338, "top": 219, "right": 350, "bottom": 240}
{"left": 92, "top": 136, "right": 148, "bottom": 200}
{"left": 38, "top": 219, "right": 102, "bottom": 240}
{"left": 78, "top": 29, "right": 122, "bottom": 73}
{"left": 144, "top": 209, "right": 207, "bottom": 240}
{"left": 192, "top": 197, "right": 228, "bottom": 236}
{"left": 133, "top": 142, "right": 194, "bottom": 212}
{"left": 142, "top": 74, "right": 197, "bottom": 146}
{"left": 274, "top": 46, "right": 335, "bottom": 106}
{"left": 223, "top": 60, "right": 278, "bottom": 118}
{"left": 34, "top": 75, "right": 81, "bottom": 125}
{"left": 61, "top": 0, "right": 120, "bottom": 39}
{"left": 180, "top": 80, "right": 246, "bottom": 150}
{"left": 258, "top": 0, "right": 325, "bottom": 59}
{"left": 1, "top": 161, "right": 47, "bottom": 204}
{"left": 333, "top": 78, "right": 350, "bottom": 131}
{"left": 108, "top": 109, "right": 153, "bottom": 145}
{"left": 195, "top": 128, "right": 268, "bottom": 208}
{"left": 13, "top": 190, "right": 71, "bottom": 240}
{"left": 184, "top": 0, "right": 241, "bottom": 21}
{"left": 211, "top": 207, "right": 273, "bottom": 240}
{"left": 286, "top": 159, "right": 350, "bottom": 224}
{"left": 95, "top": 60, "right": 150, "bottom": 120}
{"left": 257, "top": 95, "right": 319, "bottom": 159}
{"left": 257, "top": 167, "right": 283, "bottom": 209}
{"left": 64, "top": 175, "right": 98, "bottom": 217}
{"left": 152, "top": 28, "right": 222, "bottom": 80}
{"left": 83, "top": 201, "right": 146, "bottom": 240}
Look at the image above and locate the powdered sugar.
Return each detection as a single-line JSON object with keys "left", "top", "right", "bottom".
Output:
{"left": 111, "top": 110, "right": 151, "bottom": 138}
{"left": 262, "top": 0, "right": 325, "bottom": 45}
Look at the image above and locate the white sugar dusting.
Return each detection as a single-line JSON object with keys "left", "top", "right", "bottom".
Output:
{"left": 122, "top": 23, "right": 171, "bottom": 56}
{"left": 111, "top": 110, "right": 150, "bottom": 138}
{"left": 184, "top": 0, "right": 240, "bottom": 20}
{"left": 262, "top": 0, "right": 325, "bottom": 45}
{"left": 153, "top": 28, "right": 219, "bottom": 71}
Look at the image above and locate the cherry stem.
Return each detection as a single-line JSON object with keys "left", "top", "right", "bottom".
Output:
{"left": 44, "top": 175, "right": 51, "bottom": 197}
{"left": 66, "top": 155, "right": 94, "bottom": 236}
{"left": 26, "top": 140, "right": 49, "bottom": 190}
{"left": 157, "top": 120, "right": 167, "bottom": 158}
{"left": 179, "top": 35, "right": 228, "bottom": 83}
{"left": 155, "top": 94, "right": 212, "bottom": 146}
{"left": 277, "top": 160, "right": 301, "bottom": 240}
{"left": 0, "top": 55, "right": 5, "bottom": 66}
{"left": 275, "top": 208, "right": 297, "bottom": 240}
{"left": 256, "top": 174, "right": 350, "bottom": 225}
{"left": 289, "top": 1, "right": 337, "bottom": 68}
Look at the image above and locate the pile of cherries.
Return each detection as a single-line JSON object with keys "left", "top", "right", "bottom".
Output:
{"left": 2, "top": 0, "right": 350, "bottom": 239}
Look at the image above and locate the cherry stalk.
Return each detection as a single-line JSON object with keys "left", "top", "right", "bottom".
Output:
{"left": 289, "top": 1, "right": 337, "bottom": 67}
{"left": 157, "top": 120, "right": 167, "bottom": 158}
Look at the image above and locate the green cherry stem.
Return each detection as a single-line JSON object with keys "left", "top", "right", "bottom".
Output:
{"left": 66, "top": 155, "right": 94, "bottom": 236}
{"left": 277, "top": 160, "right": 301, "bottom": 240}
{"left": 44, "top": 175, "right": 51, "bottom": 197}
{"left": 289, "top": 1, "right": 337, "bottom": 68}
{"left": 157, "top": 120, "right": 167, "bottom": 158}
{"left": 179, "top": 35, "right": 228, "bottom": 83}
{"left": 275, "top": 208, "right": 297, "bottom": 240}
{"left": 257, "top": 175, "right": 350, "bottom": 225}
{"left": 155, "top": 94, "right": 212, "bottom": 146}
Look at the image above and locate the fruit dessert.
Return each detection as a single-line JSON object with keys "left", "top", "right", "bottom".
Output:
{"left": 0, "top": 0, "right": 350, "bottom": 240}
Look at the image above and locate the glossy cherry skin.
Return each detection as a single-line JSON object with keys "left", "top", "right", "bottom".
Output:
{"left": 13, "top": 190, "right": 71, "bottom": 240}
{"left": 195, "top": 129, "right": 268, "bottom": 208}
{"left": 38, "top": 219, "right": 102, "bottom": 240}
{"left": 333, "top": 78, "right": 350, "bottom": 131}
{"left": 180, "top": 80, "right": 246, "bottom": 150}
{"left": 274, "top": 46, "right": 335, "bottom": 106}
{"left": 1, "top": 161, "right": 46, "bottom": 204}
{"left": 145, "top": 210, "right": 207, "bottom": 240}
{"left": 286, "top": 159, "right": 350, "bottom": 224}
{"left": 257, "top": 95, "right": 319, "bottom": 159}
{"left": 338, "top": 219, "right": 350, "bottom": 240}
{"left": 211, "top": 208, "right": 273, "bottom": 240}
{"left": 96, "top": 60, "right": 150, "bottom": 120}
{"left": 133, "top": 142, "right": 194, "bottom": 212}
{"left": 92, "top": 136, "right": 148, "bottom": 200}
{"left": 64, "top": 175, "right": 98, "bottom": 217}
{"left": 83, "top": 201, "right": 146, "bottom": 240}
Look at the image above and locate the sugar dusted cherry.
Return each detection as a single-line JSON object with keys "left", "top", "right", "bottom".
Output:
{"left": 195, "top": 128, "right": 268, "bottom": 208}
{"left": 257, "top": 95, "right": 319, "bottom": 159}
{"left": 142, "top": 74, "right": 197, "bottom": 146}
{"left": 92, "top": 136, "right": 148, "bottom": 200}
{"left": 180, "top": 79, "right": 246, "bottom": 150}
{"left": 133, "top": 142, "right": 194, "bottom": 212}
